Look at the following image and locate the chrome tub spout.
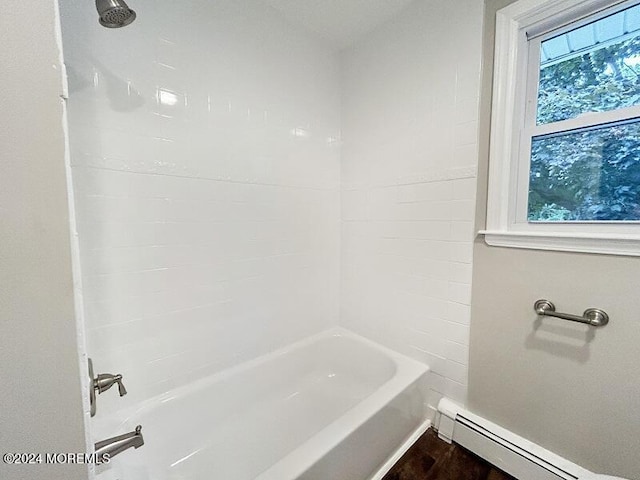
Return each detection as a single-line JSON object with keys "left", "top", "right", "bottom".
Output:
{"left": 95, "top": 425, "right": 144, "bottom": 463}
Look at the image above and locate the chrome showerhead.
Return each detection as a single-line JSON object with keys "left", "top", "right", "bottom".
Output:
{"left": 96, "top": 0, "right": 136, "bottom": 28}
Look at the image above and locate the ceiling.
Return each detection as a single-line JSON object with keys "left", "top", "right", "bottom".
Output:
{"left": 263, "top": 0, "right": 417, "bottom": 49}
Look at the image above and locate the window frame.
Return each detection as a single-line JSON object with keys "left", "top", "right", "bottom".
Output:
{"left": 482, "top": 0, "right": 640, "bottom": 256}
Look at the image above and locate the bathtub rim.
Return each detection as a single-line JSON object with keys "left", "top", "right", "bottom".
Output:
{"left": 111, "top": 327, "right": 427, "bottom": 426}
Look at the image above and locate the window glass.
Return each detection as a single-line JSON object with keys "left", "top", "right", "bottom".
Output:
{"left": 528, "top": 118, "right": 640, "bottom": 221}
{"left": 537, "top": 3, "right": 640, "bottom": 125}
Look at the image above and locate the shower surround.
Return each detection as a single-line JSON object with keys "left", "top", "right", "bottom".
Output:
{"left": 60, "top": 0, "right": 341, "bottom": 415}
{"left": 340, "top": 0, "right": 482, "bottom": 413}
{"left": 59, "top": 0, "right": 483, "bottom": 476}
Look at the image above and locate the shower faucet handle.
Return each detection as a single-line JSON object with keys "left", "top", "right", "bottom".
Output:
{"left": 89, "top": 358, "right": 128, "bottom": 417}
{"left": 95, "top": 373, "right": 127, "bottom": 396}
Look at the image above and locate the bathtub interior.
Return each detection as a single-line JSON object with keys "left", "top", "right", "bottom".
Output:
{"left": 95, "top": 329, "right": 428, "bottom": 480}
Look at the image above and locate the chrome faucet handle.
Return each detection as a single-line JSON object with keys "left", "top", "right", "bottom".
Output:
{"left": 89, "top": 358, "right": 128, "bottom": 417}
{"left": 95, "top": 373, "right": 128, "bottom": 396}
{"left": 93, "top": 373, "right": 127, "bottom": 397}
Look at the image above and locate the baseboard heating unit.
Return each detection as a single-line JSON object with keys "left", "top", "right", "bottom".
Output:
{"left": 436, "top": 398, "right": 594, "bottom": 480}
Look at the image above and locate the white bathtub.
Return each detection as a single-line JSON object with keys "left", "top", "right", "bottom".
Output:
{"left": 94, "top": 328, "right": 429, "bottom": 480}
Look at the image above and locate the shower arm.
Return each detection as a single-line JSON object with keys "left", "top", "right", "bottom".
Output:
{"left": 533, "top": 299, "right": 609, "bottom": 327}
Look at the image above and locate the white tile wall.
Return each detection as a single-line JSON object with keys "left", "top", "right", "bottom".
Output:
{"left": 339, "top": 0, "right": 483, "bottom": 416}
{"left": 60, "top": 0, "right": 484, "bottom": 420}
{"left": 60, "top": 0, "right": 341, "bottom": 413}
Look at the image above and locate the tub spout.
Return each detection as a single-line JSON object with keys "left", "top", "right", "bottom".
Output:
{"left": 95, "top": 425, "right": 144, "bottom": 463}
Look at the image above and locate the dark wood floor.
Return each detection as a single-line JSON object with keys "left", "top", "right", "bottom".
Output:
{"left": 383, "top": 429, "right": 517, "bottom": 480}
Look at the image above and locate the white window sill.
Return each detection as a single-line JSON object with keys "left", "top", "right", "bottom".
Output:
{"left": 479, "top": 230, "right": 640, "bottom": 257}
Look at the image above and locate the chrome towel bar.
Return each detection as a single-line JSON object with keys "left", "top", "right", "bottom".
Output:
{"left": 533, "top": 299, "right": 609, "bottom": 327}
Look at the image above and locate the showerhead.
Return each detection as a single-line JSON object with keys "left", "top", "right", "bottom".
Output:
{"left": 96, "top": 0, "right": 136, "bottom": 28}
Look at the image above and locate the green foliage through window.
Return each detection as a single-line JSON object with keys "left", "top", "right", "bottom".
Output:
{"left": 528, "top": 5, "right": 640, "bottom": 222}
{"left": 537, "top": 36, "right": 640, "bottom": 125}
{"left": 529, "top": 121, "right": 640, "bottom": 221}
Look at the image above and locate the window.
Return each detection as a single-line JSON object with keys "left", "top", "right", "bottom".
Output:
{"left": 484, "top": 0, "right": 640, "bottom": 256}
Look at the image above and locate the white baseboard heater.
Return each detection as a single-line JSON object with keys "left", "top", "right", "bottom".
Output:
{"left": 436, "top": 398, "right": 594, "bottom": 480}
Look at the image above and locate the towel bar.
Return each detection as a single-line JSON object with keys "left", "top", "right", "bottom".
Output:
{"left": 533, "top": 299, "right": 609, "bottom": 327}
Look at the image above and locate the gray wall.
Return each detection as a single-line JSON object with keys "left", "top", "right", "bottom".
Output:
{"left": 0, "top": 1, "right": 87, "bottom": 479}
{"left": 468, "top": 1, "right": 640, "bottom": 478}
